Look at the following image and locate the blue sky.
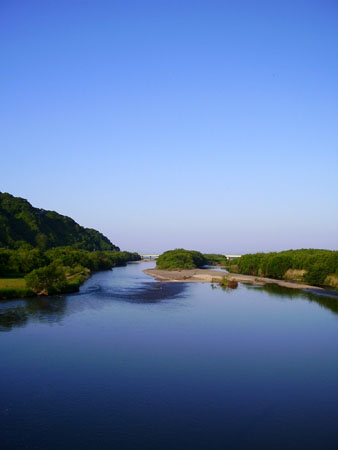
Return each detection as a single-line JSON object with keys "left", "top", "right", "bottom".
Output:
{"left": 1, "top": 0, "right": 337, "bottom": 253}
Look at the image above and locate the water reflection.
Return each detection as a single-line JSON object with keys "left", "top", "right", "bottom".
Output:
{"left": 0, "top": 281, "right": 186, "bottom": 331}
{"left": 209, "top": 280, "right": 338, "bottom": 315}
{"left": 0, "top": 306, "right": 28, "bottom": 330}
{"left": 0, "top": 296, "right": 67, "bottom": 331}
{"left": 94, "top": 280, "right": 186, "bottom": 303}
{"left": 1, "top": 272, "right": 338, "bottom": 332}
{"left": 256, "top": 283, "right": 338, "bottom": 315}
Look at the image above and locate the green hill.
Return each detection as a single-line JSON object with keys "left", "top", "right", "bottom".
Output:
{"left": 0, "top": 192, "right": 119, "bottom": 251}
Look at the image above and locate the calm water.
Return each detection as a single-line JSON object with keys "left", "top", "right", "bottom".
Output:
{"left": 1, "top": 262, "right": 338, "bottom": 450}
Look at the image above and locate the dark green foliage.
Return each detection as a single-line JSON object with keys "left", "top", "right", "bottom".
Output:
{"left": 0, "top": 288, "right": 34, "bottom": 300}
{"left": 45, "top": 247, "right": 140, "bottom": 272}
{"left": 0, "top": 247, "right": 140, "bottom": 279}
{"left": 0, "top": 248, "right": 48, "bottom": 277}
{"left": 0, "top": 307, "right": 29, "bottom": 329}
{"left": 0, "top": 247, "right": 141, "bottom": 298}
{"left": 305, "top": 263, "right": 329, "bottom": 286}
{"left": 236, "top": 249, "right": 338, "bottom": 287}
{"left": 0, "top": 192, "right": 119, "bottom": 251}
{"left": 157, "top": 249, "right": 207, "bottom": 270}
{"left": 204, "top": 254, "right": 228, "bottom": 266}
{"left": 0, "top": 192, "right": 141, "bottom": 299}
{"left": 25, "top": 263, "right": 67, "bottom": 295}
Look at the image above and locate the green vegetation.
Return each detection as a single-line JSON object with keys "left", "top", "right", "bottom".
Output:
{"left": 44, "top": 247, "right": 140, "bottom": 272}
{"left": 25, "top": 263, "right": 67, "bottom": 295}
{"left": 157, "top": 249, "right": 207, "bottom": 270}
{"left": 0, "top": 247, "right": 48, "bottom": 277}
{"left": 231, "top": 249, "right": 338, "bottom": 287}
{"left": 212, "top": 276, "right": 238, "bottom": 289}
{"left": 0, "top": 278, "right": 27, "bottom": 289}
{"left": 24, "top": 263, "right": 91, "bottom": 296}
{"left": 0, "top": 278, "right": 34, "bottom": 300}
{"left": 0, "top": 247, "right": 140, "bottom": 298}
{"left": 156, "top": 248, "right": 338, "bottom": 288}
{"left": 0, "top": 246, "right": 140, "bottom": 279}
{"left": 0, "top": 192, "right": 119, "bottom": 251}
{"left": 204, "top": 253, "right": 228, "bottom": 266}
{"left": 0, "top": 192, "right": 141, "bottom": 299}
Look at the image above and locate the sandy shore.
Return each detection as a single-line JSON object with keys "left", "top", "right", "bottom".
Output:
{"left": 143, "top": 268, "right": 324, "bottom": 291}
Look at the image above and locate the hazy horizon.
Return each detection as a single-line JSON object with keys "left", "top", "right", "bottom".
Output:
{"left": 1, "top": 1, "right": 337, "bottom": 254}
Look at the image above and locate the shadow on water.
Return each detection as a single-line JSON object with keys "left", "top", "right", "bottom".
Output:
{"left": 249, "top": 283, "right": 338, "bottom": 315}
{"left": 0, "top": 281, "right": 186, "bottom": 331}
{"left": 98, "top": 281, "right": 186, "bottom": 303}
{"left": 210, "top": 279, "right": 338, "bottom": 315}
{"left": 0, "top": 296, "right": 67, "bottom": 331}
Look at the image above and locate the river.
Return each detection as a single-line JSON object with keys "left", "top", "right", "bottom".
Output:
{"left": 1, "top": 261, "right": 338, "bottom": 449}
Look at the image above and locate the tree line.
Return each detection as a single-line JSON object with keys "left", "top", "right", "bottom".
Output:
{"left": 0, "top": 246, "right": 140, "bottom": 297}
{"left": 0, "top": 246, "right": 140, "bottom": 278}
{"left": 229, "top": 249, "right": 338, "bottom": 287}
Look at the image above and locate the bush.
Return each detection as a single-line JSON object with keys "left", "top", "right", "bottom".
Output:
{"left": 25, "top": 263, "right": 67, "bottom": 295}
{"left": 0, "top": 248, "right": 48, "bottom": 277}
{"left": 213, "top": 276, "right": 238, "bottom": 289}
{"left": 156, "top": 249, "right": 207, "bottom": 270}
{"left": 305, "top": 262, "right": 328, "bottom": 286}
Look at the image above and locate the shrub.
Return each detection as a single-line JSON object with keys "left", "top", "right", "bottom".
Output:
{"left": 156, "top": 249, "right": 207, "bottom": 270}
{"left": 25, "top": 263, "right": 67, "bottom": 295}
{"left": 213, "top": 276, "right": 238, "bottom": 289}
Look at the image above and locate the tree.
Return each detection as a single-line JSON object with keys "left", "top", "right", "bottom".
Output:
{"left": 25, "top": 263, "right": 67, "bottom": 295}
{"left": 156, "top": 249, "right": 207, "bottom": 270}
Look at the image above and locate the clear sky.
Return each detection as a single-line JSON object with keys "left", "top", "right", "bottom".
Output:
{"left": 1, "top": 0, "right": 337, "bottom": 254}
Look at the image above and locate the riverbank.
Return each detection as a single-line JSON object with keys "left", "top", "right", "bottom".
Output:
{"left": 0, "top": 249, "right": 141, "bottom": 300}
{"left": 0, "top": 269, "right": 89, "bottom": 300}
{"left": 144, "top": 268, "right": 325, "bottom": 291}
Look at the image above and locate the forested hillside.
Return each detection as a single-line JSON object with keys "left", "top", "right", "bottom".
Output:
{"left": 0, "top": 193, "right": 143, "bottom": 299}
{"left": 0, "top": 192, "right": 118, "bottom": 251}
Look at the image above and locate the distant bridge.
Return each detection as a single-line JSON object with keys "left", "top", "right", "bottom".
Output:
{"left": 140, "top": 254, "right": 159, "bottom": 259}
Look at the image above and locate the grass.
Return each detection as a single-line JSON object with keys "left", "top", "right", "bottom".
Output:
{"left": 0, "top": 278, "right": 34, "bottom": 299}
{"left": 0, "top": 266, "right": 91, "bottom": 300}
{"left": 0, "top": 278, "right": 27, "bottom": 289}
